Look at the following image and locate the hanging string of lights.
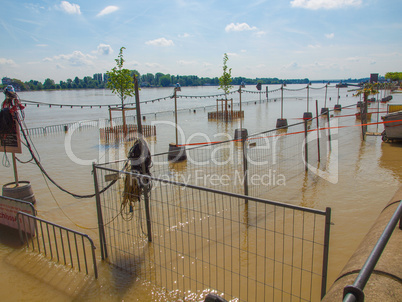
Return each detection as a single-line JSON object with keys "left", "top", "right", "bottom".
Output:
{"left": 18, "top": 84, "right": 339, "bottom": 109}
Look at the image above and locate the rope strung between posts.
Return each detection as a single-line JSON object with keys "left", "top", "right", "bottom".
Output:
{"left": 15, "top": 113, "right": 118, "bottom": 199}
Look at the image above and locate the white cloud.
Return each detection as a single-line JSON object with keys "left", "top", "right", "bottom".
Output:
{"left": 97, "top": 44, "right": 113, "bottom": 55}
{"left": 227, "top": 53, "right": 238, "bottom": 57}
{"left": 203, "top": 62, "right": 212, "bottom": 67}
{"left": 36, "top": 44, "right": 48, "bottom": 47}
{"left": 145, "top": 38, "right": 174, "bottom": 47}
{"left": 225, "top": 22, "right": 257, "bottom": 32}
{"left": 308, "top": 44, "right": 321, "bottom": 49}
{"left": 97, "top": 6, "right": 119, "bottom": 17}
{"left": 325, "top": 33, "right": 335, "bottom": 39}
{"left": 45, "top": 51, "right": 96, "bottom": 66}
{"left": 254, "top": 31, "right": 266, "bottom": 37}
{"left": 60, "top": 1, "right": 81, "bottom": 15}
{"left": 346, "top": 56, "right": 360, "bottom": 62}
{"left": 241, "top": 49, "right": 247, "bottom": 53}
{"left": 0, "top": 58, "right": 16, "bottom": 65}
{"left": 178, "top": 33, "right": 191, "bottom": 38}
{"left": 145, "top": 62, "right": 162, "bottom": 68}
{"left": 290, "top": 0, "right": 362, "bottom": 10}
{"left": 177, "top": 60, "right": 197, "bottom": 66}
{"left": 283, "top": 62, "right": 300, "bottom": 69}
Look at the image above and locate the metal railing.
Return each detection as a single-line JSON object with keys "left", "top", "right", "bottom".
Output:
{"left": 16, "top": 211, "right": 98, "bottom": 279}
{"left": 93, "top": 163, "right": 331, "bottom": 301}
{"left": 343, "top": 200, "right": 402, "bottom": 302}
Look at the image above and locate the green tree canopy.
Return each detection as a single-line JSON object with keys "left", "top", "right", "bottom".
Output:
{"left": 106, "top": 47, "right": 135, "bottom": 106}
{"left": 218, "top": 53, "right": 233, "bottom": 99}
{"left": 385, "top": 72, "right": 402, "bottom": 82}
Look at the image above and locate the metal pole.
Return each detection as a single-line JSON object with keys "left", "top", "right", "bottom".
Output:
{"left": 316, "top": 100, "right": 321, "bottom": 162}
{"left": 327, "top": 109, "right": 332, "bottom": 151}
{"left": 92, "top": 163, "right": 107, "bottom": 259}
{"left": 324, "top": 84, "right": 328, "bottom": 108}
{"left": 266, "top": 86, "right": 268, "bottom": 101}
{"left": 174, "top": 88, "right": 178, "bottom": 146}
{"left": 343, "top": 201, "right": 402, "bottom": 302}
{"left": 242, "top": 135, "right": 249, "bottom": 204}
{"left": 304, "top": 119, "right": 308, "bottom": 171}
{"left": 337, "top": 87, "right": 340, "bottom": 105}
{"left": 281, "top": 85, "right": 284, "bottom": 119}
{"left": 307, "top": 85, "right": 310, "bottom": 112}
{"left": 134, "top": 77, "right": 152, "bottom": 242}
{"left": 321, "top": 207, "right": 332, "bottom": 299}
{"left": 239, "top": 87, "right": 242, "bottom": 131}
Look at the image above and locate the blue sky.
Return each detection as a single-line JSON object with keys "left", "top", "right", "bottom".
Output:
{"left": 1, "top": 0, "right": 401, "bottom": 82}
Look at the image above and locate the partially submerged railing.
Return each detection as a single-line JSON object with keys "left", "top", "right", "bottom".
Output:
{"left": 343, "top": 200, "right": 402, "bottom": 302}
{"left": 16, "top": 212, "right": 98, "bottom": 279}
{"left": 94, "top": 163, "right": 332, "bottom": 301}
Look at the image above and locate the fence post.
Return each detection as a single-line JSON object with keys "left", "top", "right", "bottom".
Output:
{"left": 321, "top": 207, "right": 332, "bottom": 299}
{"left": 92, "top": 163, "right": 108, "bottom": 259}
{"left": 304, "top": 119, "right": 308, "bottom": 171}
{"left": 327, "top": 109, "right": 332, "bottom": 151}
{"left": 242, "top": 133, "right": 249, "bottom": 204}
{"left": 316, "top": 100, "right": 321, "bottom": 162}
{"left": 134, "top": 76, "right": 153, "bottom": 242}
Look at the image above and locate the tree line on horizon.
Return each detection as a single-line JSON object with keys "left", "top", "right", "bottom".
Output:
{"left": 2, "top": 70, "right": 397, "bottom": 92}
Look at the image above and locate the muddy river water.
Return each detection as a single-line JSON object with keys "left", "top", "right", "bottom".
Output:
{"left": 0, "top": 85, "right": 401, "bottom": 301}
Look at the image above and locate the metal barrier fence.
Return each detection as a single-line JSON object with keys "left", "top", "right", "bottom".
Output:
{"left": 150, "top": 110, "right": 338, "bottom": 199}
{"left": 343, "top": 200, "right": 402, "bottom": 302}
{"left": 93, "top": 163, "right": 331, "bottom": 301}
{"left": 16, "top": 211, "right": 98, "bottom": 278}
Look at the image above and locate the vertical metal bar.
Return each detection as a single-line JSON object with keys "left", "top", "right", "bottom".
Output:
{"left": 46, "top": 223, "right": 53, "bottom": 260}
{"left": 60, "top": 228, "right": 66, "bottom": 265}
{"left": 316, "top": 100, "right": 321, "bottom": 162}
{"left": 174, "top": 89, "right": 178, "bottom": 146}
{"left": 281, "top": 85, "right": 284, "bottom": 119}
{"left": 93, "top": 163, "right": 107, "bottom": 259}
{"left": 74, "top": 233, "right": 81, "bottom": 272}
{"left": 242, "top": 133, "right": 249, "bottom": 204}
{"left": 321, "top": 207, "right": 332, "bottom": 299}
{"left": 326, "top": 110, "right": 332, "bottom": 151}
{"left": 304, "top": 119, "right": 308, "bottom": 171}
{"left": 53, "top": 225, "right": 60, "bottom": 263}
{"left": 67, "top": 231, "right": 73, "bottom": 268}
{"left": 34, "top": 218, "right": 40, "bottom": 253}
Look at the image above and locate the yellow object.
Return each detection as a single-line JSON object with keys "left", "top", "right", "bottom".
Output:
{"left": 388, "top": 104, "right": 402, "bottom": 113}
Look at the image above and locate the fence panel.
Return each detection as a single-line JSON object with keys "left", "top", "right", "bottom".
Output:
{"left": 94, "top": 164, "right": 330, "bottom": 301}
{"left": 17, "top": 212, "right": 98, "bottom": 278}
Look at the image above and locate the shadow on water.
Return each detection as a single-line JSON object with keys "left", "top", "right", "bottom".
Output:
{"left": 4, "top": 247, "right": 97, "bottom": 301}
{"left": 0, "top": 225, "right": 25, "bottom": 249}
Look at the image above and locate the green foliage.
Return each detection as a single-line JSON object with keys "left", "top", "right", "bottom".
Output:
{"left": 355, "top": 83, "right": 378, "bottom": 101}
{"left": 106, "top": 47, "right": 135, "bottom": 105}
{"left": 218, "top": 53, "right": 233, "bottom": 98}
{"left": 385, "top": 72, "right": 402, "bottom": 82}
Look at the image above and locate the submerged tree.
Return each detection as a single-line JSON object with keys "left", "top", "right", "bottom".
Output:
{"left": 106, "top": 47, "right": 135, "bottom": 108}
{"left": 218, "top": 53, "right": 233, "bottom": 99}
{"left": 106, "top": 47, "right": 135, "bottom": 131}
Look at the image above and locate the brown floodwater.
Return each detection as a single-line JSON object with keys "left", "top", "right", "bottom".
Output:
{"left": 0, "top": 86, "right": 401, "bottom": 301}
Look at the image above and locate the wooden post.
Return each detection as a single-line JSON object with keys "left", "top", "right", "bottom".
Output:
{"left": 12, "top": 153, "right": 19, "bottom": 186}
{"left": 108, "top": 108, "right": 113, "bottom": 129}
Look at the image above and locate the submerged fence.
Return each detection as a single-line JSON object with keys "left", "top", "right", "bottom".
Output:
{"left": 93, "top": 163, "right": 331, "bottom": 301}
{"left": 17, "top": 212, "right": 98, "bottom": 278}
